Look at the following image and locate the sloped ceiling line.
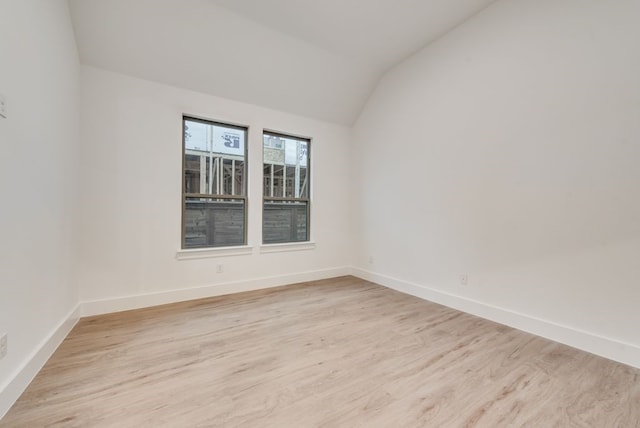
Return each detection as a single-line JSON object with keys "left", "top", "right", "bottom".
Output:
{"left": 69, "top": 0, "right": 497, "bottom": 125}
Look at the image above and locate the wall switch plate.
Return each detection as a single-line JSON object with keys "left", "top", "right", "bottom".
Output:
{"left": 0, "top": 333, "right": 7, "bottom": 359}
{"left": 216, "top": 264, "right": 223, "bottom": 273}
{"left": 0, "top": 94, "right": 6, "bottom": 118}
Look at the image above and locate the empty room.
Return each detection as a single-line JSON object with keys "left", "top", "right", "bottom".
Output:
{"left": 1, "top": 0, "right": 639, "bottom": 426}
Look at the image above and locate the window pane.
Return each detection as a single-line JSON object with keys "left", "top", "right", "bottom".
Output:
{"left": 184, "top": 198, "right": 245, "bottom": 248}
{"left": 184, "top": 154, "right": 202, "bottom": 194}
{"left": 222, "top": 159, "right": 233, "bottom": 195}
{"left": 285, "top": 165, "right": 295, "bottom": 198}
{"left": 263, "top": 164, "right": 272, "bottom": 197}
{"left": 233, "top": 161, "right": 245, "bottom": 196}
{"left": 184, "top": 119, "right": 246, "bottom": 196}
{"left": 262, "top": 133, "right": 309, "bottom": 200}
{"left": 272, "top": 165, "right": 284, "bottom": 197}
{"left": 262, "top": 132, "right": 310, "bottom": 244}
{"left": 262, "top": 201, "right": 308, "bottom": 244}
{"left": 299, "top": 166, "right": 308, "bottom": 199}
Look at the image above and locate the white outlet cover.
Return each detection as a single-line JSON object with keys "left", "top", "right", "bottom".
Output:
{"left": 0, "top": 94, "right": 6, "bottom": 118}
{"left": 459, "top": 274, "right": 469, "bottom": 286}
{"left": 0, "top": 333, "right": 7, "bottom": 359}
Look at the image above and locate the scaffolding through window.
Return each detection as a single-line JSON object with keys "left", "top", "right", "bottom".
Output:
{"left": 182, "top": 117, "right": 247, "bottom": 249}
{"left": 263, "top": 131, "right": 310, "bottom": 244}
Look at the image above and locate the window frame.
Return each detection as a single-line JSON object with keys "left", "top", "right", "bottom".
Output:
{"left": 262, "top": 130, "right": 311, "bottom": 244}
{"left": 181, "top": 115, "right": 249, "bottom": 249}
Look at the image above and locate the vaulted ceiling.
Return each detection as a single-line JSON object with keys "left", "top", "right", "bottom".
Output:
{"left": 68, "top": 0, "right": 497, "bottom": 125}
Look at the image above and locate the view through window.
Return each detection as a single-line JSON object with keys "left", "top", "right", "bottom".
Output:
{"left": 182, "top": 117, "right": 247, "bottom": 248}
{"left": 263, "top": 132, "right": 310, "bottom": 244}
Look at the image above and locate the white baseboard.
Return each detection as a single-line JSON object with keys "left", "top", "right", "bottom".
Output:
{"left": 81, "top": 266, "right": 351, "bottom": 317}
{"left": 6, "top": 266, "right": 636, "bottom": 421}
{"left": 1, "top": 267, "right": 349, "bottom": 419}
{"left": 351, "top": 267, "right": 640, "bottom": 370}
{"left": 0, "top": 305, "right": 80, "bottom": 420}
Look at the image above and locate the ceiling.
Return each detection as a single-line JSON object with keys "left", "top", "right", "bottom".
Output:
{"left": 68, "top": 0, "right": 496, "bottom": 125}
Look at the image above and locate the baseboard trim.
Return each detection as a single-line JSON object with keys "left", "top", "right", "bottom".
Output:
{"left": 6, "top": 266, "right": 635, "bottom": 421}
{"left": 0, "top": 305, "right": 80, "bottom": 420}
{"left": 351, "top": 267, "right": 640, "bottom": 369}
{"left": 81, "top": 266, "right": 352, "bottom": 317}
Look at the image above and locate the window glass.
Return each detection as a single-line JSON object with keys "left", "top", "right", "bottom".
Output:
{"left": 263, "top": 132, "right": 310, "bottom": 244}
{"left": 183, "top": 118, "right": 247, "bottom": 248}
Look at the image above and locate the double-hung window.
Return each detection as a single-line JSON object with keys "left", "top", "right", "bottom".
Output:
{"left": 262, "top": 131, "right": 310, "bottom": 244}
{"left": 182, "top": 117, "right": 247, "bottom": 248}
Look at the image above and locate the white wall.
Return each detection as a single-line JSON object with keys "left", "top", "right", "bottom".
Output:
{"left": 0, "top": 0, "right": 80, "bottom": 416}
{"left": 78, "top": 66, "right": 353, "bottom": 312}
{"left": 3, "top": 1, "right": 639, "bottom": 419}
{"left": 352, "top": 0, "right": 640, "bottom": 365}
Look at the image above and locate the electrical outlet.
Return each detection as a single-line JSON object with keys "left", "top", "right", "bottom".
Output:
{"left": 459, "top": 274, "right": 469, "bottom": 286}
{"left": 216, "top": 264, "right": 223, "bottom": 274}
{"left": 0, "top": 333, "right": 7, "bottom": 359}
{"left": 0, "top": 93, "right": 6, "bottom": 118}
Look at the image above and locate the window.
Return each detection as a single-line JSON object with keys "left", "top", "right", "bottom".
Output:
{"left": 263, "top": 131, "right": 310, "bottom": 244}
{"left": 182, "top": 117, "right": 247, "bottom": 249}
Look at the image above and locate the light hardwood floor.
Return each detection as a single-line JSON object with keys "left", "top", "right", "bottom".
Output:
{"left": 2, "top": 276, "right": 639, "bottom": 427}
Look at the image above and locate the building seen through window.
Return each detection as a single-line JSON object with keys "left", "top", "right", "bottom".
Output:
{"left": 263, "top": 132, "right": 310, "bottom": 244}
{"left": 182, "top": 117, "right": 247, "bottom": 248}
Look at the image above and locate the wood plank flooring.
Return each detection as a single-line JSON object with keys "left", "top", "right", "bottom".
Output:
{"left": 2, "top": 276, "right": 639, "bottom": 427}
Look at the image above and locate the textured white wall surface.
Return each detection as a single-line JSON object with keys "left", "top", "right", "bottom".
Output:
{"left": 353, "top": 0, "right": 640, "bottom": 360}
{"left": 0, "top": 0, "right": 80, "bottom": 416}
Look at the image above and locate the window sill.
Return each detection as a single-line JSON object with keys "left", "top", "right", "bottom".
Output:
{"left": 176, "top": 245, "right": 254, "bottom": 260}
{"left": 260, "top": 241, "right": 316, "bottom": 254}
